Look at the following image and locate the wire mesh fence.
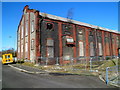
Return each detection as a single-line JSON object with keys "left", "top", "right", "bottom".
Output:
{"left": 34, "top": 56, "right": 119, "bottom": 72}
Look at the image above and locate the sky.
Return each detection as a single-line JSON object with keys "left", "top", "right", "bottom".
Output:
{"left": 1, "top": 2, "right": 119, "bottom": 51}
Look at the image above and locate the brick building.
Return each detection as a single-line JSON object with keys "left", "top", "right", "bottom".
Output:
{"left": 17, "top": 5, "right": 120, "bottom": 65}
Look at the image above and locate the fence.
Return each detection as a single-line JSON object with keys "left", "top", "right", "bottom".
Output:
{"left": 106, "top": 65, "right": 120, "bottom": 87}
{"left": 35, "top": 56, "right": 119, "bottom": 72}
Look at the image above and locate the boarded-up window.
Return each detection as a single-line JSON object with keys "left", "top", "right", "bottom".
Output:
{"left": 31, "top": 21, "right": 34, "bottom": 32}
{"left": 25, "top": 42, "right": 28, "bottom": 58}
{"left": 89, "top": 36, "right": 93, "bottom": 42}
{"left": 98, "top": 43, "right": 102, "bottom": 56}
{"left": 31, "top": 39, "right": 34, "bottom": 50}
{"left": 47, "top": 47, "right": 54, "bottom": 58}
{"left": 117, "top": 36, "right": 120, "bottom": 48}
{"left": 47, "top": 39, "right": 54, "bottom": 46}
{"left": 21, "top": 44, "right": 23, "bottom": 52}
{"left": 21, "top": 25, "right": 24, "bottom": 38}
{"left": 25, "top": 20, "right": 28, "bottom": 36}
{"left": 63, "top": 55, "right": 70, "bottom": 60}
{"left": 47, "top": 39, "right": 54, "bottom": 58}
{"left": 79, "top": 41, "right": 84, "bottom": 56}
{"left": 90, "top": 42, "right": 94, "bottom": 56}
{"left": 78, "top": 35, "right": 83, "bottom": 41}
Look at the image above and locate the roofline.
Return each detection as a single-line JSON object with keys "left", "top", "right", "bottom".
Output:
{"left": 39, "top": 12, "right": 119, "bottom": 34}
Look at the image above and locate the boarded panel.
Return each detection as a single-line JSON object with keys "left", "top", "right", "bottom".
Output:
{"left": 21, "top": 44, "right": 23, "bottom": 53}
{"left": 21, "top": 26, "right": 24, "bottom": 39}
{"left": 98, "top": 43, "right": 102, "bottom": 56}
{"left": 79, "top": 41, "right": 84, "bottom": 56}
{"left": 25, "top": 21, "right": 28, "bottom": 36}
{"left": 47, "top": 39, "right": 54, "bottom": 46}
{"left": 47, "top": 47, "right": 54, "bottom": 58}
{"left": 25, "top": 42, "right": 28, "bottom": 58}
{"left": 90, "top": 42, "right": 94, "bottom": 56}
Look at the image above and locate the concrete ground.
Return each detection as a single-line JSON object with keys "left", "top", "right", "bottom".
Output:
{"left": 2, "top": 64, "right": 115, "bottom": 88}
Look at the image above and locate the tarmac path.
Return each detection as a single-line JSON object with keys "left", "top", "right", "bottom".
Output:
{"left": 2, "top": 64, "right": 115, "bottom": 88}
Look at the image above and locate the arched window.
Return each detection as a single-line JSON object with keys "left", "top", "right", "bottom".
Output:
{"left": 46, "top": 23, "right": 54, "bottom": 30}
{"left": 89, "top": 31, "right": 95, "bottom": 56}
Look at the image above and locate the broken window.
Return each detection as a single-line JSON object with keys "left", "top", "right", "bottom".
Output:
{"left": 66, "top": 38, "right": 74, "bottom": 43}
{"left": 46, "top": 39, "right": 54, "bottom": 58}
{"left": 89, "top": 31, "right": 93, "bottom": 36}
{"left": 105, "top": 37, "right": 109, "bottom": 43}
{"left": 65, "top": 25, "right": 72, "bottom": 30}
{"left": 89, "top": 31, "right": 95, "bottom": 56}
{"left": 65, "top": 36, "right": 74, "bottom": 46}
{"left": 78, "top": 28, "right": 84, "bottom": 41}
{"left": 46, "top": 23, "right": 53, "bottom": 30}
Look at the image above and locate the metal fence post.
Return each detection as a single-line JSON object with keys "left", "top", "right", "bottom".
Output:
{"left": 56, "top": 57, "right": 59, "bottom": 65}
{"left": 90, "top": 57, "right": 92, "bottom": 71}
{"left": 46, "top": 57, "right": 48, "bottom": 66}
{"left": 106, "top": 67, "right": 109, "bottom": 84}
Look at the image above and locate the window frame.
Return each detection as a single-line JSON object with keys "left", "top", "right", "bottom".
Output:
{"left": 46, "top": 38, "right": 54, "bottom": 58}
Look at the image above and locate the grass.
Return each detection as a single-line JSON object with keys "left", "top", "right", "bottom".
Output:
{"left": 96, "top": 59, "right": 119, "bottom": 71}
{"left": 16, "top": 58, "right": 120, "bottom": 77}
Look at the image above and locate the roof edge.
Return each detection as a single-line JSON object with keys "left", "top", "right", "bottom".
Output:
{"left": 39, "top": 12, "right": 119, "bottom": 34}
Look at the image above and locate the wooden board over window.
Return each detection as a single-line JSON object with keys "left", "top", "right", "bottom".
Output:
{"left": 79, "top": 41, "right": 84, "bottom": 56}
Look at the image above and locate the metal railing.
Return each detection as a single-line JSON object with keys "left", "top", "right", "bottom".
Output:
{"left": 106, "top": 65, "right": 120, "bottom": 87}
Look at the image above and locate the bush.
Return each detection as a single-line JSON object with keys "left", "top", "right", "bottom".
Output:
{"left": 106, "top": 57, "right": 110, "bottom": 60}
{"left": 17, "top": 59, "right": 24, "bottom": 64}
